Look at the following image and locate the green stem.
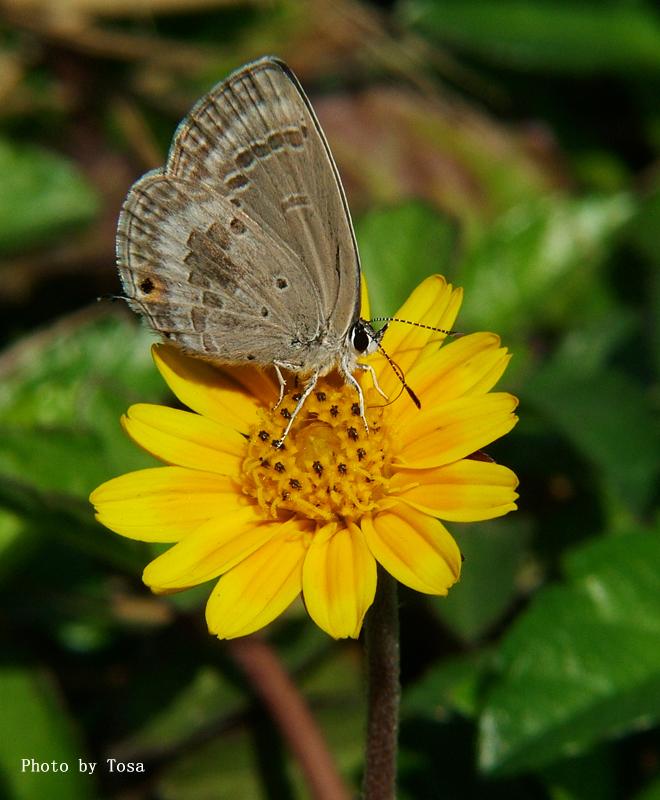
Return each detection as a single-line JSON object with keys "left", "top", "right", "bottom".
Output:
{"left": 363, "top": 568, "right": 400, "bottom": 799}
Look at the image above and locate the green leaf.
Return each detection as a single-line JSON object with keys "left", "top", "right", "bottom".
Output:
{"left": 0, "top": 664, "right": 94, "bottom": 799}
{"left": 635, "top": 775, "right": 660, "bottom": 800}
{"left": 479, "top": 527, "right": 660, "bottom": 775}
{"left": 403, "top": 0, "right": 660, "bottom": 74}
{"left": 356, "top": 201, "right": 456, "bottom": 318}
{"left": 0, "top": 312, "right": 164, "bottom": 498}
{"left": 154, "top": 646, "right": 364, "bottom": 799}
{"left": 403, "top": 650, "right": 490, "bottom": 720}
{"left": 434, "top": 517, "right": 532, "bottom": 642}
{"left": 0, "top": 138, "right": 99, "bottom": 254}
{"left": 457, "top": 194, "right": 634, "bottom": 336}
{"left": 523, "top": 348, "right": 660, "bottom": 512}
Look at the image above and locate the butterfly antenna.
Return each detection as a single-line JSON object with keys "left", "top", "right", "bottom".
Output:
{"left": 370, "top": 317, "right": 456, "bottom": 336}
{"left": 375, "top": 341, "right": 421, "bottom": 409}
{"left": 97, "top": 294, "right": 127, "bottom": 303}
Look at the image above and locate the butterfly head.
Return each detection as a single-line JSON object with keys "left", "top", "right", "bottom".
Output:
{"left": 349, "top": 320, "right": 387, "bottom": 358}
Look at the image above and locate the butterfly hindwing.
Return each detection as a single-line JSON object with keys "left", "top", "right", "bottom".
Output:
{"left": 117, "top": 171, "right": 324, "bottom": 367}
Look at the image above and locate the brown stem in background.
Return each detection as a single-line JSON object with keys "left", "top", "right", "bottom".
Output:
{"left": 228, "top": 636, "right": 351, "bottom": 800}
{"left": 363, "top": 569, "right": 400, "bottom": 800}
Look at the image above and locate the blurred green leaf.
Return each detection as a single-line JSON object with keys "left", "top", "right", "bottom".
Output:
{"left": 115, "top": 665, "right": 243, "bottom": 757}
{"left": 0, "top": 508, "right": 32, "bottom": 583}
{"left": 540, "top": 746, "right": 617, "bottom": 800}
{"left": 403, "top": 650, "right": 490, "bottom": 720}
{"left": 0, "top": 663, "right": 93, "bottom": 799}
{"left": 155, "top": 646, "right": 363, "bottom": 799}
{"left": 479, "top": 527, "right": 660, "bottom": 775}
{"left": 627, "top": 185, "right": 660, "bottom": 378}
{"left": 434, "top": 517, "right": 532, "bottom": 642}
{"left": 0, "top": 138, "right": 99, "bottom": 254}
{"left": 403, "top": 0, "right": 660, "bottom": 74}
{"left": 635, "top": 775, "right": 660, "bottom": 800}
{"left": 357, "top": 201, "right": 456, "bottom": 318}
{"left": 523, "top": 343, "right": 660, "bottom": 512}
{"left": 457, "top": 194, "right": 634, "bottom": 336}
{"left": 0, "top": 312, "right": 164, "bottom": 498}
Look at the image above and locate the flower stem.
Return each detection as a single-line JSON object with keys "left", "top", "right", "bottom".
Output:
{"left": 363, "top": 568, "right": 400, "bottom": 800}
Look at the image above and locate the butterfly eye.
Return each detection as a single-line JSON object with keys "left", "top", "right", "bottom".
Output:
{"left": 350, "top": 322, "right": 371, "bottom": 354}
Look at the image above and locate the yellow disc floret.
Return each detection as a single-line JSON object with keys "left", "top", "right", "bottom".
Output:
{"left": 242, "top": 384, "right": 392, "bottom": 523}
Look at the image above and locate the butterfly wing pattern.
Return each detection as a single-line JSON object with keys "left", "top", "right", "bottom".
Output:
{"left": 116, "top": 57, "right": 361, "bottom": 373}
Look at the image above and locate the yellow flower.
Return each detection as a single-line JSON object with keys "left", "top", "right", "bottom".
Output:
{"left": 90, "top": 276, "right": 518, "bottom": 639}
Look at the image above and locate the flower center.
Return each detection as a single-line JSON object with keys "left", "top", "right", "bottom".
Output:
{"left": 242, "top": 382, "right": 392, "bottom": 523}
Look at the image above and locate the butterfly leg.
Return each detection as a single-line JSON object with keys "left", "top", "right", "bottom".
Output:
{"left": 273, "top": 369, "right": 320, "bottom": 448}
{"left": 355, "top": 362, "right": 388, "bottom": 400}
{"left": 273, "top": 363, "right": 288, "bottom": 410}
{"left": 340, "top": 363, "right": 369, "bottom": 434}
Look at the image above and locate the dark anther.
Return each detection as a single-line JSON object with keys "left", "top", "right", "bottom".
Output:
{"left": 357, "top": 448, "right": 366, "bottom": 461}
{"left": 347, "top": 427, "right": 359, "bottom": 441}
{"left": 289, "top": 478, "right": 301, "bottom": 489}
{"left": 274, "top": 462, "right": 285, "bottom": 473}
{"left": 280, "top": 408, "right": 291, "bottom": 420}
{"left": 330, "top": 405, "right": 339, "bottom": 417}
{"left": 351, "top": 403, "right": 360, "bottom": 416}
{"left": 338, "top": 463, "right": 347, "bottom": 474}
{"left": 281, "top": 490, "right": 290, "bottom": 500}
{"left": 292, "top": 393, "right": 302, "bottom": 401}
{"left": 316, "top": 391, "right": 326, "bottom": 402}
{"left": 313, "top": 461, "right": 323, "bottom": 475}
{"left": 140, "top": 277, "right": 154, "bottom": 294}
{"left": 258, "top": 430, "right": 270, "bottom": 441}
{"left": 272, "top": 439, "right": 284, "bottom": 450}
{"left": 260, "top": 458, "right": 271, "bottom": 468}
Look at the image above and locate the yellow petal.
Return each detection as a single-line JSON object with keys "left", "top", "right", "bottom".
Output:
{"left": 302, "top": 522, "right": 377, "bottom": 639}
{"left": 370, "top": 276, "right": 463, "bottom": 395}
{"left": 391, "top": 460, "right": 519, "bottom": 521}
{"left": 142, "top": 505, "right": 272, "bottom": 591}
{"left": 362, "top": 506, "right": 461, "bottom": 595}
{"left": 153, "top": 344, "right": 262, "bottom": 431}
{"left": 122, "top": 404, "right": 245, "bottom": 474}
{"left": 90, "top": 466, "right": 240, "bottom": 541}
{"left": 394, "top": 393, "right": 518, "bottom": 468}
{"left": 360, "top": 274, "right": 371, "bottom": 321}
{"left": 387, "top": 333, "right": 510, "bottom": 422}
{"left": 205, "top": 524, "right": 308, "bottom": 638}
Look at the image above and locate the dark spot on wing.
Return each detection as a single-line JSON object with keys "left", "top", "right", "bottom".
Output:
{"left": 226, "top": 173, "right": 249, "bottom": 192}
{"left": 252, "top": 141, "right": 269, "bottom": 158}
{"left": 203, "top": 291, "right": 224, "bottom": 308}
{"left": 284, "top": 128, "right": 304, "bottom": 148}
{"left": 268, "top": 132, "right": 284, "bottom": 151}
{"left": 139, "top": 277, "right": 154, "bottom": 294}
{"left": 230, "top": 217, "right": 246, "bottom": 234}
{"left": 281, "top": 194, "right": 310, "bottom": 212}
{"left": 275, "top": 277, "right": 288, "bottom": 290}
{"left": 191, "top": 307, "right": 206, "bottom": 332}
{"left": 235, "top": 149, "right": 254, "bottom": 169}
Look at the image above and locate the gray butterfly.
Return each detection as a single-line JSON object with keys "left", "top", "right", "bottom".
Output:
{"left": 116, "top": 56, "right": 387, "bottom": 443}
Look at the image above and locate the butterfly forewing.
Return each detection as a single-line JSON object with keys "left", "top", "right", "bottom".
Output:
{"left": 117, "top": 57, "right": 361, "bottom": 374}
{"left": 166, "top": 57, "right": 360, "bottom": 338}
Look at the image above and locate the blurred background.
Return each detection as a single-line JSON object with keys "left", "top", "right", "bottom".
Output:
{"left": 1, "top": 0, "right": 659, "bottom": 798}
